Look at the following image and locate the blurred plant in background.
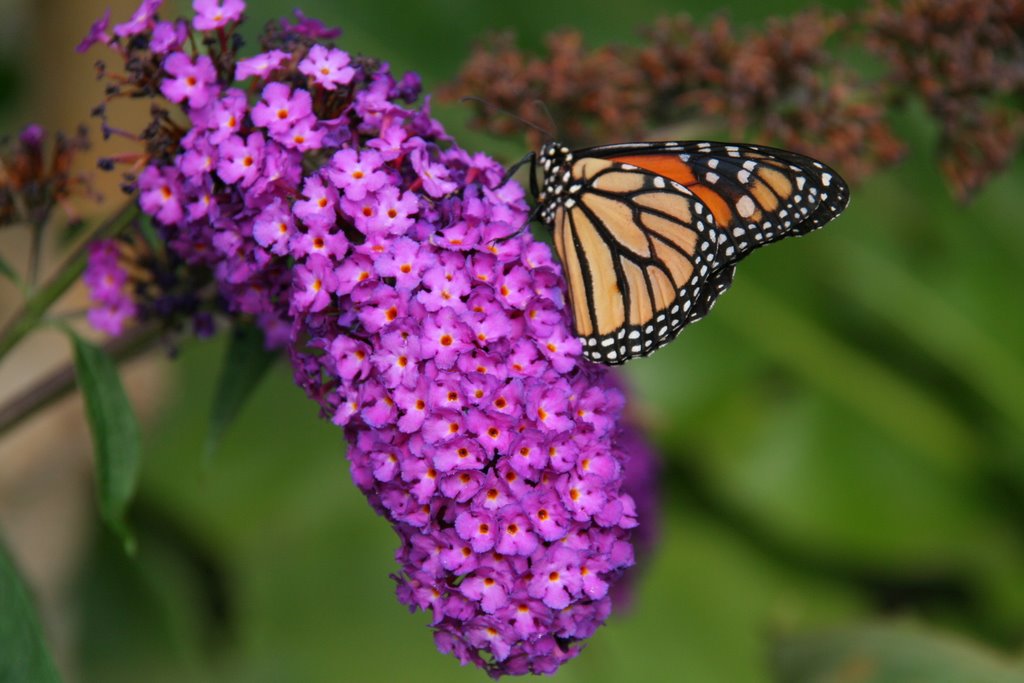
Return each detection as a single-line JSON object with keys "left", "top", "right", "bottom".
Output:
{"left": 1, "top": 0, "right": 1023, "bottom": 681}
{"left": 449, "top": 0, "right": 1024, "bottom": 200}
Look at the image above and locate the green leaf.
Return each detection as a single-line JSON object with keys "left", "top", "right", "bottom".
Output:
{"left": 69, "top": 331, "right": 141, "bottom": 554}
{"left": 828, "top": 238, "right": 1024, "bottom": 430}
{"left": 136, "top": 214, "right": 164, "bottom": 255}
{"left": 0, "top": 536, "right": 63, "bottom": 683}
{"left": 717, "top": 281, "right": 976, "bottom": 470}
{"left": 203, "top": 323, "right": 278, "bottom": 464}
{"left": 772, "top": 622, "right": 1024, "bottom": 683}
{"left": 0, "top": 253, "right": 19, "bottom": 285}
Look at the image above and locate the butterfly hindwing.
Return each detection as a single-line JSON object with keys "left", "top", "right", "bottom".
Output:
{"left": 550, "top": 156, "right": 721, "bottom": 364}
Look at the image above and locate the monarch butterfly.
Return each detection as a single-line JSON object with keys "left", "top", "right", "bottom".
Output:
{"left": 523, "top": 140, "right": 850, "bottom": 364}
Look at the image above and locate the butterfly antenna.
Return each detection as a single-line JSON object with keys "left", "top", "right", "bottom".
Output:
{"left": 530, "top": 100, "right": 558, "bottom": 142}
{"left": 489, "top": 152, "right": 541, "bottom": 241}
{"left": 460, "top": 96, "right": 553, "bottom": 139}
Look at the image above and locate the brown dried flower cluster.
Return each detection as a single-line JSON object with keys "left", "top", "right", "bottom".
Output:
{"left": 637, "top": 11, "right": 904, "bottom": 185}
{"left": 447, "top": 0, "right": 1024, "bottom": 200}
{"left": 448, "top": 31, "right": 650, "bottom": 150}
{"left": 0, "top": 125, "right": 91, "bottom": 228}
{"left": 864, "top": 0, "right": 1024, "bottom": 199}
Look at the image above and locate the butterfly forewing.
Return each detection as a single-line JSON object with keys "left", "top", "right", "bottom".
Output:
{"left": 535, "top": 140, "right": 849, "bottom": 365}
{"left": 602, "top": 141, "right": 850, "bottom": 264}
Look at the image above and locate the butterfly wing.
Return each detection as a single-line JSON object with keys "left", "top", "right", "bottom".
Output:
{"left": 590, "top": 140, "right": 850, "bottom": 264}
{"left": 551, "top": 156, "right": 722, "bottom": 364}
{"left": 542, "top": 140, "right": 849, "bottom": 364}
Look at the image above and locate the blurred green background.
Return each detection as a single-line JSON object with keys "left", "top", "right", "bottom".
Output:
{"left": 2, "top": 0, "right": 1024, "bottom": 681}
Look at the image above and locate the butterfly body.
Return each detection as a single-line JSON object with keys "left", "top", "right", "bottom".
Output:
{"left": 531, "top": 140, "right": 850, "bottom": 364}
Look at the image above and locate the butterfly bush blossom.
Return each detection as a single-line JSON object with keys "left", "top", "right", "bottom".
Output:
{"left": 81, "top": 1, "right": 652, "bottom": 675}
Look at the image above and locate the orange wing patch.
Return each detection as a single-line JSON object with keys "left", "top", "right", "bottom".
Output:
{"left": 608, "top": 154, "right": 697, "bottom": 185}
{"left": 609, "top": 153, "right": 733, "bottom": 228}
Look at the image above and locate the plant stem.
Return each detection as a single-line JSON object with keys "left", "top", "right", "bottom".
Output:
{"left": 0, "top": 200, "right": 139, "bottom": 363}
{"left": 0, "top": 322, "right": 161, "bottom": 440}
{"left": 26, "top": 208, "right": 53, "bottom": 289}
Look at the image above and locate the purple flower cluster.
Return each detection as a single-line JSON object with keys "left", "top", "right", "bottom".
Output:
{"left": 82, "top": 1, "right": 654, "bottom": 675}
{"left": 83, "top": 240, "right": 137, "bottom": 336}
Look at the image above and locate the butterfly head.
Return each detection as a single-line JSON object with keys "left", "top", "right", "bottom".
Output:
{"left": 536, "top": 142, "right": 574, "bottom": 225}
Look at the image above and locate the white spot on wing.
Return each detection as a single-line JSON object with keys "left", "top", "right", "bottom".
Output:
{"left": 736, "top": 195, "right": 756, "bottom": 218}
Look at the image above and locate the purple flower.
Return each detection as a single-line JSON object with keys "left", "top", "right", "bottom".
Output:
{"left": 433, "top": 438, "right": 486, "bottom": 472}
{"left": 192, "top": 0, "right": 245, "bottom": 31}
{"left": 373, "top": 331, "right": 422, "bottom": 388}
{"left": 374, "top": 237, "right": 429, "bottom": 291}
{"left": 280, "top": 117, "right": 325, "bottom": 151}
{"left": 177, "top": 132, "right": 216, "bottom": 177}
{"left": 290, "top": 224, "right": 347, "bottom": 262}
{"left": 610, "top": 417, "right": 661, "bottom": 609}
{"left": 138, "top": 165, "right": 184, "bottom": 225}
{"left": 356, "top": 287, "right": 406, "bottom": 334}
{"left": 281, "top": 9, "right": 341, "bottom": 40}
{"left": 150, "top": 20, "right": 187, "bottom": 54}
{"left": 251, "top": 82, "right": 313, "bottom": 136}
{"left": 76, "top": 8, "right": 111, "bottom": 52}
{"left": 252, "top": 199, "right": 295, "bottom": 256}
{"left": 293, "top": 174, "right": 339, "bottom": 231}
{"left": 84, "top": 240, "right": 137, "bottom": 336}
{"left": 90, "top": 7, "right": 653, "bottom": 673}
{"left": 495, "top": 509, "right": 539, "bottom": 556}
{"left": 160, "top": 53, "right": 218, "bottom": 109}
{"left": 204, "top": 88, "right": 247, "bottom": 144}
{"left": 326, "top": 149, "right": 389, "bottom": 201}
{"left": 298, "top": 45, "right": 356, "bottom": 90}
{"left": 83, "top": 240, "right": 126, "bottom": 299}
{"left": 329, "top": 335, "right": 372, "bottom": 382}
{"left": 235, "top": 50, "right": 290, "bottom": 81}
{"left": 292, "top": 254, "right": 337, "bottom": 313}
{"left": 333, "top": 253, "right": 375, "bottom": 296}
{"left": 391, "top": 71, "right": 422, "bottom": 104}
{"left": 366, "top": 119, "right": 408, "bottom": 160}
{"left": 411, "top": 147, "right": 458, "bottom": 198}
{"left": 87, "top": 298, "right": 137, "bottom": 336}
{"left": 393, "top": 382, "right": 430, "bottom": 432}
{"left": 455, "top": 509, "right": 497, "bottom": 553}
{"left": 416, "top": 260, "right": 470, "bottom": 312}
{"left": 461, "top": 572, "right": 510, "bottom": 614}
{"left": 422, "top": 409, "right": 465, "bottom": 445}
{"left": 522, "top": 490, "right": 570, "bottom": 542}
{"left": 369, "top": 186, "right": 418, "bottom": 236}
{"left": 421, "top": 307, "right": 471, "bottom": 370}
{"left": 528, "top": 383, "right": 575, "bottom": 433}
{"left": 250, "top": 142, "right": 302, "bottom": 197}
{"left": 216, "top": 132, "right": 264, "bottom": 187}
{"left": 528, "top": 546, "right": 583, "bottom": 609}
{"left": 113, "top": 0, "right": 162, "bottom": 38}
